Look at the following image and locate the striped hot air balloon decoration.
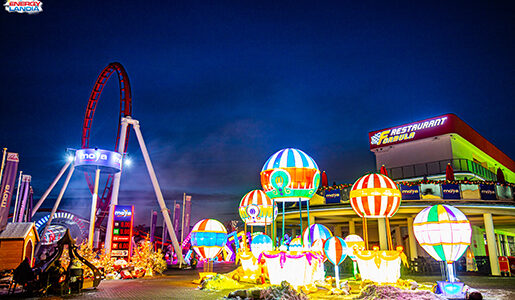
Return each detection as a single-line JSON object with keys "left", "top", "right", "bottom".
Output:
{"left": 289, "top": 237, "right": 303, "bottom": 251}
{"left": 191, "top": 219, "right": 228, "bottom": 260}
{"left": 323, "top": 236, "right": 348, "bottom": 289}
{"left": 239, "top": 190, "right": 278, "bottom": 226}
{"left": 260, "top": 148, "right": 320, "bottom": 202}
{"left": 350, "top": 173, "right": 401, "bottom": 218}
{"left": 302, "top": 224, "right": 332, "bottom": 248}
{"left": 413, "top": 204, "right": 471, "bottom": 281}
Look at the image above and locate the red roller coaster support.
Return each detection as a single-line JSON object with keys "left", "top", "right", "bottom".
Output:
{"left": 81, "top": 62, "right": 132, "bottom": 228}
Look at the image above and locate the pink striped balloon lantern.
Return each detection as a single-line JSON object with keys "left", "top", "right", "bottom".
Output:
{"left": 239, "top": 190, "right": 278, "bottom": 226}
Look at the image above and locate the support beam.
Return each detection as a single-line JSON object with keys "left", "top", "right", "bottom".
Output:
{"left": 483, "top": 213, "right": 500, "bottom": 276}
{"left": 378, "top": 218, "right": 388, "bottom": 250}
{"left": 32, "top": 161, "right": 71, "bottom": 217}
{"left": 394, "top": 226, "right": 402, "bottom": 248}
{"left": 130, "top": 118, "right": 185, "bottom": 265}
{"left": 348, "top": 220, "right": 355, "bottom": 234}
{"left": 309, "top": 214, "right": 315, "bottom": 226}
{"left": 105, "top": 118, "right": 129, "bottom": 251}
{"left": 334, "top": 225, "right": 342, "bottom": 237}
{"left": 36, "top": 165, "right": 75, "bottom": 254}
{"left": 407, "top": 217, "right": 418, "bottom": 259}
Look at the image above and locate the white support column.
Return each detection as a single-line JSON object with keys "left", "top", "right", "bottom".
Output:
{"left": 378, "top": 218, "right": 388, "bottom": 250}
{"left": 505, "top": 235, "right": 511, "bottom": 256}
{"left": 407, "top": 217, "right": 418, "bottom": 259}
{"left": 36, "top": 165, "right": 75, "bottom": 254}
{"left": 309, "top": 215, "right": 315, "bottom": 225}
{"left": 394, "top": 226, "right": 402, "bottom": 248}
{"left": 105, "top": 119, "right": 129, "bottom": 251}
{"left": 348, "top": 220, "right": 355, "bottom": 235}
{"left": 32, "top": 161, "right": 71, "bottom": 217}
{"left": 88, "top": 168, "right": 101, "bottom": 249}
{"left": 483, "top": 213, "right": 500, "bottom": 276}
{"left": 334, "top": 225, "right": 343, "bottom": 237}
{"left": 131, "top": 118, "right": 185, "bottom": 265}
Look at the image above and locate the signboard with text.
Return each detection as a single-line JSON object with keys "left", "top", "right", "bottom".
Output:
{"left": 442, "top": 184, "right": 461, "bottom": 199}
{"left": 110, "top": 205, "right": 134, "bottom": 260}
{"left": 369, "top": 114, "right": 457, "bottom": 149}
{"left": 324, "top": 189, "right": 341, "bottom": 204}
{"left": 400, "top": 184, "right": 420, "bottom": 200}
{"left": 479, "top": 184, "right": 497, "bottom": 200}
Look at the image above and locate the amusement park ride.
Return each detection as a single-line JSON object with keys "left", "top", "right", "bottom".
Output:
{"left": 31, "top": 62, "right": 185, "bottom": 264}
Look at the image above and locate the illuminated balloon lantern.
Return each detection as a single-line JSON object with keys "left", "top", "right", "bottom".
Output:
{"left": 323, "top": 236, "right": 348, "bottom": 289}
{"left": 239, "top": 190, "right": 278, "bottom": 226}
{"left": 413, "top": 204, "right": 472, "bottom": 283}
{"left": 344, "top": 234, "right": 365, "bottom": 278}
{"left": 261, "top": 148, "right": 320, "bottom": 202}
{"left": 190, "top": 219, "right": 228, "bottom": 260}
{"left": 289, "top": 237, "right": 303, "bottom": 251}
{"left": 349, "top": 173, "right": 401, "bottom": 218}
{"left": 302, "top": 224, "right": 332, "bottom": 250}
{"left": 250, "top": 234, "right": 273, "bottom": 258}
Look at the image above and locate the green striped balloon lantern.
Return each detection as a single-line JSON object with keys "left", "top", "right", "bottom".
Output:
{"left": 413, "top": 204, "right": 471, "bottom": 282}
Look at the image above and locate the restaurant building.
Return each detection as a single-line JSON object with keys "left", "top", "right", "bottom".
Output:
{"left": 280, "top": 113, "right": 515, "bottom": 276}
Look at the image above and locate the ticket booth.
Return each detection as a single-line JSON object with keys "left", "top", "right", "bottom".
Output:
{"left": 0, "top": 222, "right": 40, "bottom": 270}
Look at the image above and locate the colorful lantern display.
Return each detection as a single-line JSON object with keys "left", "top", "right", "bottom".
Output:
{"left": 190, "top": 219, "right": 228, "bottom": 260}
{"left": 260, "top": 148, "right": 320, "bottom": 202}
{"left": 250, "top": 234, "right": 273, "bottom": 258}
{"left": 323, "top": 236, "right": 348, "bottom": 289}
{"left": 302, "top": 224, "right": 332, "bottom": 248}
{"left": 413, "top": 204, "right": 472, "bottom": 282}
{"left": 239, "top": 190, "right": 278, "bottom": 226}
{"left": 343, "top": 234, "right": 365, "bottom": 261}
{"left": 289, "top": 237, "right": 303, "bottom": 251}
{"left": 344, "top": 234, "right": 365, "bottom": 278}
{"left": 349, "top": 173, "right": 401, "bottom": 218}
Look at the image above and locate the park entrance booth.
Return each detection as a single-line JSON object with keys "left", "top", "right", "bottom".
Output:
{"left": 0, "top": 222, "right": 40, "bottom": 270}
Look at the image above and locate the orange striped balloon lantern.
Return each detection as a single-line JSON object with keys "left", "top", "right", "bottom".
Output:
{"left": 350, "top": 173, "right": 401, "bottom": 218}
{"left": 239, "top": 190, "right": 278, "bottom": 226}
{"left": 191, "top": 219, "right": 228, "bottom": 260}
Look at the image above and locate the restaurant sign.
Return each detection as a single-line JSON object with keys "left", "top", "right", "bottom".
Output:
{"left": 369, "top": 114, "right": 455, "bottom": 149}
{"left": 400, "top": 184, "right": 420, "bottom": 200}
{"left": 442, "top": 184, "right": 461, "bottom": 199}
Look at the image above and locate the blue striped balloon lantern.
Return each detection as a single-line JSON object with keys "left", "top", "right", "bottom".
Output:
{"left": 323, "top": 236, "right": 348, "bottom": 289}
{"left": 260, "top": 148, "right": 320, "bottom": 202}
{"left": 302, "top": 224, "right": 333, "bottom": 249}
{"left": 250, "top": 233, "right": 273, "bottom": 258}
{"left": 190, "top": 219, "right": 228, "bottom": 260}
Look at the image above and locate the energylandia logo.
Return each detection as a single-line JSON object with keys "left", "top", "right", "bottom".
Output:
{"left": 4, "top": 0, "right": 43, "bottom": 14}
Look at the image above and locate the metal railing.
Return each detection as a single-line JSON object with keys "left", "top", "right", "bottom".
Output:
{"left": 387, "top": 158, "right": 497, "bottom": 181}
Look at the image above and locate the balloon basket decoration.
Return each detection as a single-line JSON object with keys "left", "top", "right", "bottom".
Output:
{"left": 260, "top": 250, "right": 324, "bottom": 288}
{"left": 353, "top": 246, "right": 406, "bottom": 283}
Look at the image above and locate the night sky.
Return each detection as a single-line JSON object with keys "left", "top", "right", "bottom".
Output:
{"left": 1, "top": 1, "right": 514, "bottom": 226}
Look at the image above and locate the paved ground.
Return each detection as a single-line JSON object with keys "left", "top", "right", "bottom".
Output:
{"left": 2, "top": 263, "right": 515, "bottom": 299}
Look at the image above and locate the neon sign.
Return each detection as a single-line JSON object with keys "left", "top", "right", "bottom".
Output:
{"left": 110, "top": 205, "right": 134, "bottom": 260}
{"left": 369, "top": 114, "right": 454, "bottom": 149}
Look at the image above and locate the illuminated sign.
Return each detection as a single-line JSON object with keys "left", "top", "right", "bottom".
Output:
{"left": 369, "top": 114, "right": 456, "bottom": 149}
{"left": 74, "top": 148, "right": 122, "bottom": 173}
{"left": 110, "top": 205, "right": 134, "bottom": 261}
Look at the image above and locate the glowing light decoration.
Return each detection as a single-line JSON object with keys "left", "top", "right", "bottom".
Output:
{"left": 344, "top": 234, "right": 365, "bottom": 279}
{"left": 190, "top": 219, "right": 228, "bottom": 260}
{"left": 323, "top": 236, "right": 348, "bottom": 289}
{"left": 262, "top": 251, "right": 324, "bottom": 287}
{"left": 343, "top": 235, "right": 365, "bottom": 261}
{"left": 413, "top": 204, "right": 471, "bottom": 282}
{"left": 239, "top": 190, "right": 278, "bottom": 226}
{"left": 250, "top": 234, "right": 273, "bottom": 258}
{"left": 302, "top": 224, "right": 332, "bottom": 249}
{"left": 289, "top": 237, "right": 303, "bottom": 251}
{"left": 349, "top": 173, "right": 401, "bottom": 218}
{"left": 260, "top": 148, "right": 320, "bottom": 202}
{"left": 354, "top": 246, "right": 405, "bottom": 283}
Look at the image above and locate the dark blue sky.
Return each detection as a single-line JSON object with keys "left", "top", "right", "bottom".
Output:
{"left": 1, "top": 1, "right": 514, "bottom": 225}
